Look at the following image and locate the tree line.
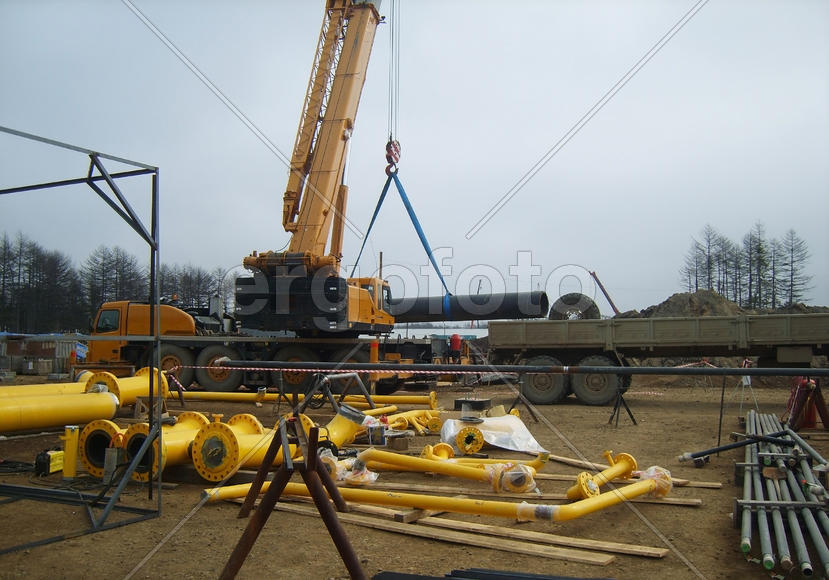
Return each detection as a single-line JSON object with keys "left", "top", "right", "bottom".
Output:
{"left": 679, "top": 222, "right": 812, "bottom": 309}
{"left": 0, "top": 232, "right": 235, "bottom": 334}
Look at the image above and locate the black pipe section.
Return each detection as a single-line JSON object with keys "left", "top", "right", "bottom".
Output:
{"left": 218, "top": 359, "right": 829, "bottom": 378}
{"left": 389, "top": 291, "right": 549, "bottom": 323}
{"left": 678, "top": 430, "right": 789, "bottom": 462}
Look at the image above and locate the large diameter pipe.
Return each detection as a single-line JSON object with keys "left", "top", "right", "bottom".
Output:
{"left": 0, "top": 381, "right": 88, "bottom": 398}
{"left": 191, "top": 414, "right": 288, "bottom": 482}
{"left": 389, "top": 291, "right": 549, "bottom": 323}
{"left": 205, "top": 468, "right": 669, "bottom": 523}
{"left": 79, "top": 419, "right": 128, "bottom": 479}
{"left": 123, "top": 411, "right": 210, "bottom": 482}
{"left": 0, "top": 392, "right": 119, "bottom": 433}
{"left": 85, "top": 367, "right": 169, "bottom": 405}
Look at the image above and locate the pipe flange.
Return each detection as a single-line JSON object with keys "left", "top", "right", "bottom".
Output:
{"left": 428, "top": 391, "right": 438, "bottom": 410}
{"left": 425, "top": 417, "right": 442, "bottom": 432}
{"left": 227, "top": 413, "right": 265, "bottom": 435}
{"left": 613, "top": 452, "right": 638, "bottom": 479}
{"left": 456, "top": 426, "right": 484, "bottom": 455}
{"left": 123, "top": 422, "right": 167, "bottom": 482}
{"left": 192, "top": 422, "right": 239, "bottom": 482}
{"left": 432, "top": 442, "right": 455, "bottom": 460}
{"left": 572, "top": 471, "right": 600, "bottom": 499}
{"left": 288, "top": 413, "right": 316, "bottom": 436}
{"left": 84, "top": 371, "right": 121, "bottom": 402}
{"left": 79, "top": 419, "right": 124, "bottom": 478}
{"left": 175, "top": 411, "right": 210, "bottom": 430}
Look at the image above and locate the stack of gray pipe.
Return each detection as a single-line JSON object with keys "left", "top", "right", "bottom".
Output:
{"left": 738, "top": 410, "right": 829, "bottom": 576}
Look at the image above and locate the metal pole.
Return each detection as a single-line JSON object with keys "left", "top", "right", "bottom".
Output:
{"left": 220, "top": 359, "right": 829, "bottom": 378}
{"left": 748, "top": 410, "right": 775, "bottom": 571}
{"left": 753, "top": 414, "right": 791, "bottom": 571}
{"left": 768, "top": 414, "right": 829, "bottom": 576}
{"left": 740, "top": 420, "right": 754, "bottom": 554}
{"left": 782, "top": 427, "right": 829, "bottom": 467}
{"left": 758, "top": 413, "right": 813, "bottom": 576}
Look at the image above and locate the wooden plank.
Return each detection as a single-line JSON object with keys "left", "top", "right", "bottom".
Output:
{"left": 341, "top": 481, "right": 702, "bottom": 507}
{"left": 351, "top": 504, "right": 667, "bottom": 558}
{"left": 534, "top": 472, "right": 722, "bottom": 489}
{"left": 274, "top": 502, "right": 614, "bottom": 566}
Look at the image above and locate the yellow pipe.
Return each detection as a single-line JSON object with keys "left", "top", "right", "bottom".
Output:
{"left": 361, "top": 405, "right": 398, "bottom": 416}
{"left": 0, "top": 381, "right": 88, "bottom": 398}
{"left": 123, "top": 411, "right": 210, "bottom": 481}
{"left": 79, "top": 419, "right": 127, "bottom": 478}
{"left": 60, "top": 425, "right": 80, "bottom": 480}
{"left": 85, "top": 367, "right": 169, "bottom": 405}
{"left": 356, "top": 448, "right": 496, "bottom": 486}
{"left": 169, "top": 391, "right": 285, "bottom": 403}
{"left": 566, "top": 451, "right": 638, "bottom": 500}
{"left": 420, "top": 444, "right": 550, "bottom": 472}
{"left": 0, "top": 392, "right": 119, "bottom": 433}
{"left": 191, "top": 414, "right": 298, "bottom": 482}
{"left": 205, "top": 466, "right": 672, "bottom": 523}
{"left": 554, "top": 479, "right": 657, "bottom": 521}
{"left": 342, "top": 392, "right": 438, "bottom": 409}
{"left": 318, "top": 405, "right": 367, "bottom": 449}
{"left": 205, "top": 481, "right": 544, "bottom": 521}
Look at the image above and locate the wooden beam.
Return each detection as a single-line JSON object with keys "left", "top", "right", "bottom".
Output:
{"left": 274, "top": 502, "right": 615, "bottom": 566}
{"left": 351, "top": 504, "right": 667, "bottom": 558}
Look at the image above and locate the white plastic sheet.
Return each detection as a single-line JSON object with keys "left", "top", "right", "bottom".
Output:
{"left": 440, "top": 414, "right": 547, "bottom": 454}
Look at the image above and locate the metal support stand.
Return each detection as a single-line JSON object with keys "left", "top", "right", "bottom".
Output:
{"left": 220, "top": 417, "right": 364, "bottom": 580}
{"left": 300, "top": 372, "right": 376, "bottom": 412}
{"left": 608, "top": 387, "right": 636, "bottom": 426}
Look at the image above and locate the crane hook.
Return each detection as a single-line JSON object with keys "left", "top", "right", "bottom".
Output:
{"left": 385, "top": 139, "right": 401, "bottom": 175}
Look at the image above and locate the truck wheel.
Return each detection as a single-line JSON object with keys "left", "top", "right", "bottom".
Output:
{"left": 273, "top": 345, "right": 319, "bottom": 394}
{"left": 549, "top": 293, "right": 601, "bottom": 320}
{"left": 520, "top": 355, "right": 569, "bottom": 404}
{"left": 330, "top": 348, "right": 369, "bottom": 394}
{"left": 571, "top": 355, "right": 621, "bottom": 405}
{"left": 157, "top": 345, "right": 195, "bottom": 388}
{"left": 195, "top": 345, "right": 243, "bottom": 392}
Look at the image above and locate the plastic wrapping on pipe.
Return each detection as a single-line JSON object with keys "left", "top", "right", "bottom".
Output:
{"left": 390, "top": 291, "right": 549, "bottom": 323}
{"left": 441, "top": 415, "right": 547, "bottom": 454}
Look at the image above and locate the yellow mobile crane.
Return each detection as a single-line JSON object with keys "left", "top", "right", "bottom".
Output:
{"left": 238, "top": 0, "right": 393, "bottom": 337}
{"left": 85, "top": 0, "right": 547, "bottom": 392}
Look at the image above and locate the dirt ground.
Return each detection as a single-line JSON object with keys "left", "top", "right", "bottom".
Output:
{"left": 0, "top": 373, "right": 824, "bottom": 580}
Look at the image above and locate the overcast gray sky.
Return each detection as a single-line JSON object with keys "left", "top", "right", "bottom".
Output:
{"left": 1, "top": 0, "right": 827, "bottom": 314}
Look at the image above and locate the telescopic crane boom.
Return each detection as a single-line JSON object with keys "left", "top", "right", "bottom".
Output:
{"left": 238, "top": 0, "right": 393, "bottom": 336}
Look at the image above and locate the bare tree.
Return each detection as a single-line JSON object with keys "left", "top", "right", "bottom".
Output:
{"left": 780, "top": 229, "right": 812, "bottom": 305}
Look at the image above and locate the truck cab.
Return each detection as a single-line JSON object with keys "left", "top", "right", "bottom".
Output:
{"left": 88, "top": 301, "right": 197, "bottom": 364}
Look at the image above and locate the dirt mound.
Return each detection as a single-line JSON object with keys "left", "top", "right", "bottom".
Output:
{"left": 616, "top": 290, "right": 743, "bottom": 318}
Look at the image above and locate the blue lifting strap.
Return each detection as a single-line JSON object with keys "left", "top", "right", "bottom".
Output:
{"left": 350, "top": 172, "right": 452, "bottom": 300}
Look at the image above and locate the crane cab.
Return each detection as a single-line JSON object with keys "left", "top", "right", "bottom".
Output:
{"left": 348, "top": 276, "right": 394, "bottom": 334}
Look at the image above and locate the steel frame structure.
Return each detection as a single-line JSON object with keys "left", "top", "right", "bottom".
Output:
{"left": 0, "top": 125, "right": 163, "bottom": 553}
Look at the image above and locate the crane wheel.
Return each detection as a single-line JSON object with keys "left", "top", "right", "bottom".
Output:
{"left": 329, "top": 348, "right": 369, "bottom": 394}
{"left": 195, "top": 345, "right": 243, "bottom": 392}
{"left": 153, "top": 345, "right": 195, "bottom": 388}
{"left": 272, "top": 345, "right": 319, "bottom": 394}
